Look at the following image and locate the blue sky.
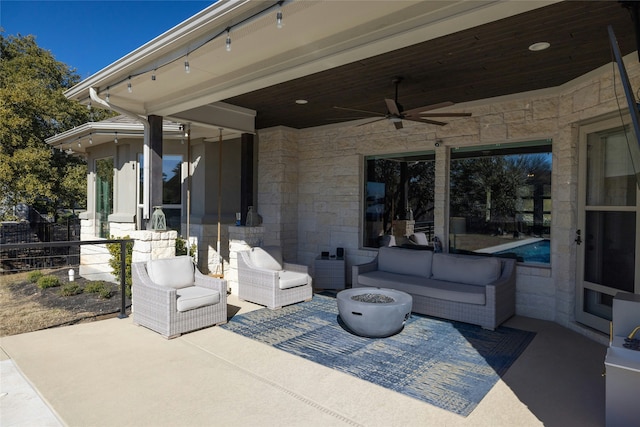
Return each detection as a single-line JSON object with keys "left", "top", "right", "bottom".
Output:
{"left": 1, "top": 1, "right": 213, "bottom": 78}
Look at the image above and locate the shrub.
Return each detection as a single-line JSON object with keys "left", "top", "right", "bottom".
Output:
{"left": 37, "top": 275, "right": 61, "bottom": 289}
{"left": 84, "top": 281, "right": 113, "bottom": 299}
{"left": 175, "top": 236, "right": 196, "bottom": 261}
{"left": 27, "top": 270, "right": 44, "bottom": 283}
{"left": 59, "top": 283, "right": 83, "bottom": 296}
{"left": 97, "top": 287, "right": 113, "bottom": 299}
{"left": 107, "top": 236, "right": 133, "bottom": 297}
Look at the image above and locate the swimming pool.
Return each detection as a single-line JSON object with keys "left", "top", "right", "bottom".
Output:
{"left": 495, "top": 239, "right": 550, "bottom": 264}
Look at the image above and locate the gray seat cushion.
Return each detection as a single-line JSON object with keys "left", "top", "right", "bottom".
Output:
{"left": 176, "top": 286, "right": 221, "bottom": 312}
{"left": 358, "top": 271, "right": 486, "bottom": 305}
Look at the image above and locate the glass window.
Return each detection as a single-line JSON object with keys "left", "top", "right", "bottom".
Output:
{"left": 162, "top": 155, "right": 182, "bottom": 205}
{"left": 138, "top": 153, "right": 183, "bottom": 231}
{"left": 584, "top": 211, "right": 635, "bottom": 292}
{"left": 95, "top": 157, "right": 114, "bottom": 238}
{"left": 586, "top": 127, "right": 637, "bottom": 206}
{"left": 449, "top": 140, "right": 552, "bottom": 264}
{"left": 363, "top": 151, "right": 435, "bottom": 248}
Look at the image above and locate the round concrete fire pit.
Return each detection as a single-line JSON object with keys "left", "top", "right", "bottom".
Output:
{"left": 337, "top": 287, "right": 412, "bottom": 337}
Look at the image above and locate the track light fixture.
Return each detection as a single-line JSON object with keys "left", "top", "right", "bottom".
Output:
{"left": 184, "top": 58, "right": 190, "bottom": 74}
{"left": 226, "top": 30, "right": 231, "bottom": 52}
{"left": 276, "top": 6, "right": 283, "bottom": 28}
{"left": 152, "top": 70, "right": 156, "bottom": 81}
{"left": 127, "top": 78, "right": 132, "bottom": 93}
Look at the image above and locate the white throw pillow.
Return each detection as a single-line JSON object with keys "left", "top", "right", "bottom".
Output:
{"left": 409, "top": 232, "right": 429, "bottom": 245}
{"left": 431, "top": 254, "right": 501, "bottom": 286}
{"left": 250, "top": 246, "right": 283, "bottom": 271}
{"left": 146, "top": 256, "right": 195, "bottom": 289}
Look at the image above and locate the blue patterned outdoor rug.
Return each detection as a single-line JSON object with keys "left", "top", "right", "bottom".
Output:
{"left": 221, "top": 294, "right": 535, "bottom": 416}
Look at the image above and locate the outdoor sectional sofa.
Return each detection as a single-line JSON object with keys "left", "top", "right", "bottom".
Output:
{"left": 352, "top": 246, "right": 516, "bottom": 330}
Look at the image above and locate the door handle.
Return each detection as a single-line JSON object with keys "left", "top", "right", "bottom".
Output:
{"left": 575, "top": 229, "right": 582, "bottom": 245}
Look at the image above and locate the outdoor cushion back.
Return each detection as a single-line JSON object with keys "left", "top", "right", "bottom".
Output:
{"left": 431, "top": 253, "right": 501, "bottom": 286}
{"left": 250, "top": 246, "right": 283, "bottom": 271}
{"left": 377, "top": 246, "right": 433, "bottom": 278}
{"left": 146, "top": 256, "right": 195, "bottom": 289}
{"left": 409, "top": 232, "right": 429, "bottom": 245}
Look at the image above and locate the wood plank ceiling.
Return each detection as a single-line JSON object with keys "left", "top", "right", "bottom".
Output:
{"left": 224, "top": 1, "right": 638, "bottom": 130}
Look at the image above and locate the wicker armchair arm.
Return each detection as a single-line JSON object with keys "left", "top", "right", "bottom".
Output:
{"left": 283, "top": 262, "right": 309, "bottom": 274}
{"left": 194, "top": 269, "right": 227, "bottom": 294}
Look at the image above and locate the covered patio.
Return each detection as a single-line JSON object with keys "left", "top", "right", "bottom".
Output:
{"left": 1, "top": 294, "right": 606, "bottom": 426}
{"left": 16, "top": 1, "right": 639, "bottom": 424}
{"left": 51, "top": 0, "right": 640, "bottom": 337}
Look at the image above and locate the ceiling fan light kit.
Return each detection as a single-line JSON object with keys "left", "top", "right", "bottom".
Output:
{"left": 334, "top": 77, "right": 471, "bottom": 129}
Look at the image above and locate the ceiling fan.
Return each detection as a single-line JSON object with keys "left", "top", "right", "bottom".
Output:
{"left": 333, "top": 77, "right": 471, "bottom": 129}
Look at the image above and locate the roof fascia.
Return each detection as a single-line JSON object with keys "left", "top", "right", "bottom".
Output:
{"left": 64, "top": 0, "right": 254, "bottom": 100}
{"left": 45, "top": 121, "right": 182, "bottom": 145}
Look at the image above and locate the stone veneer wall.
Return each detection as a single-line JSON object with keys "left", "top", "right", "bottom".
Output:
{"left": 187, "top": 222, "right": 230, "bottom": 277}
{"left": 79, "top": 219, "right": 177, "bottom": 282}
{"left": 256, "top": 127, "right": 299, "bottom": 262}
{"left": 256, "top": 56, "right": 640, "bottom": 340}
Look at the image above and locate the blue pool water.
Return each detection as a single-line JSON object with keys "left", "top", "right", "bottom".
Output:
{"left": 496, "top": 239, "right": 550, "bottom": 264}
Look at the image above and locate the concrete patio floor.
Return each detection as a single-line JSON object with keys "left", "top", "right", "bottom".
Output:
{"left": 1, "top": 294, "right": 608, "bottom": 427}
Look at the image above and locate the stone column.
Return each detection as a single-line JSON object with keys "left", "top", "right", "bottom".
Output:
{"left": 130, "top": 230, "right": 177, "bottom": 263}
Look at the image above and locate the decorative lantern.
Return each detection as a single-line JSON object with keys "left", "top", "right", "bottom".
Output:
{"left": 151, "top": 206, "right": 167, "bottom": 231}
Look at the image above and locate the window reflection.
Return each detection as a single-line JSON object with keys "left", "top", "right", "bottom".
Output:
{"left": 363, "top": 152, "right": 435, "bottom": 248}
{"left": 449, "top": 141, "right": 552, "bottom": 264}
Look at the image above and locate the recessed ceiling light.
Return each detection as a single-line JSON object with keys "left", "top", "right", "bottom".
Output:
{"left": 528, "top": 42, "right": 550, "bottom": 52}
{"left": 295, "top": 99, "right": 308, "bottom": 104}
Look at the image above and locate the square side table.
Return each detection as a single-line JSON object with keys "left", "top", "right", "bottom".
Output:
{"left": 313, "top": 256, "right": 345, "bottom": 290}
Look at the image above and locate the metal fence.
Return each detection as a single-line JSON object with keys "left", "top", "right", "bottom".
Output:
{"left": 1, "top": 239, "right": 132, "bottom": 319}
{"left": 1, "top": 218, "right": 81, "bottom": 273}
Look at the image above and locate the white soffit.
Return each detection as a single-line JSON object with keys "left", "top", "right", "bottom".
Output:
{"left": 67, "top": 0, "right": 558, "bottom": 120}
{"left": 167, "top": 102, "right": 256, "bottom": 135}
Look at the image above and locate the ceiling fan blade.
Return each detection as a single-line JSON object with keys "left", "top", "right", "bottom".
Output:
{"left": 404, "top": 117, "right": 448, "bottom": 126}
{"left": 403, "top": 101, "right": 455, "bottom": 116}
{"left": 355, "top": 117, "right": 388, "bottom": 127}
{"left": 406, "top": 112, "right": 472, "bottom": 118}
{"left": 385, "top": 98, "right": 402, "bottom": 116}
{"left": 325, "top": 116, "right": 378, "bottom": 120}
{"left": 333, "top": 106, "right": 384, "bottom": 116}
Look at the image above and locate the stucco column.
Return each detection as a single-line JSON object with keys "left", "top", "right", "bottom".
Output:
{"left": 148, "top": 115, "right": 163, "bottom": 228}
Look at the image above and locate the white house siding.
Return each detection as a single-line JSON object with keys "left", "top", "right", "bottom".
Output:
{"left": 256, "top": 56, "right": 640, "bottom": 339}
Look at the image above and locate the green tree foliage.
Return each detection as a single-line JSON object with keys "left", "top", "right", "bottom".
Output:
{"left": 0, "top": 33, "right": 112, "bottom": 219}
{"left": 450, "top": 153, "right": 551, "bottom": 233}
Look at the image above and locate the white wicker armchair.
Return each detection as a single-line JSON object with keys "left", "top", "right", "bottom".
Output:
{"left": 237, "top": 246, "right": 312, "bottom": 310}
{"left": 132, "top": 256, "right": 227, "bottom": 339}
